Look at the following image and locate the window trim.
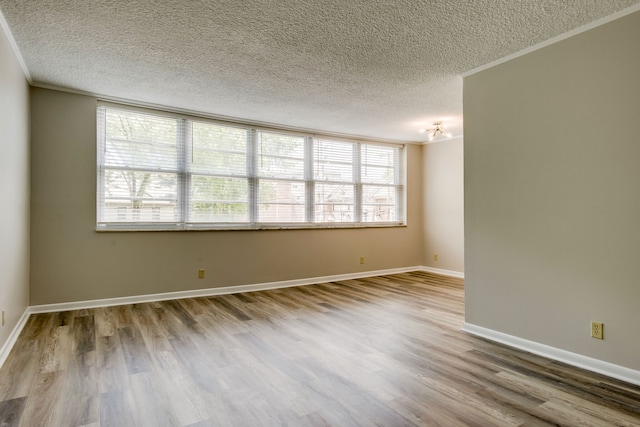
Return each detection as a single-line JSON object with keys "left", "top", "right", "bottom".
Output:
{"left": 97, "top": 101, "right": 406, "bottom": 231}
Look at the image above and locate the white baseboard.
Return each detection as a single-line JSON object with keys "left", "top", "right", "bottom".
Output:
{"left": 462, "top": 323, "right": 640, "bottom": 387}
{"left": 29, "top": 266, "right": 424, "bottom": 314}
{"left": 420, "top": 266, "right": 464, "bottom": 278}
{"left": 0, "top": 307, "right": 31, "bottom": 369}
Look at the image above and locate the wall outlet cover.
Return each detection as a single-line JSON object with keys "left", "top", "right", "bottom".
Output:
{"left": 591, "top": 321, "right": 604, "bottom": 339}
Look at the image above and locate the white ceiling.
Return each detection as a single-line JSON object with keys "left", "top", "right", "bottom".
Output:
{"left": 1, "top": 1, "right": 639, "bottom": 143}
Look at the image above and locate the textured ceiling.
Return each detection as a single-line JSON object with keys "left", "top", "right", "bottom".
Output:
{"left": 1, "top": 1, "right": 639, "bottom": 142}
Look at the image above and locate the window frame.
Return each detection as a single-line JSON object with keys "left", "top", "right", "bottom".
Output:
{"left": 97, "top": 102, "right": 406, "bottom": 231}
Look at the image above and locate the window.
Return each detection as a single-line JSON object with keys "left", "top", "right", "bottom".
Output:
{"left": 97, "top": 104, "right": 404, "bottom": 230}
{"left": 257, "top": 132, "right": 307, "bottom": 223}
{"left": 190, "top": 121, "right": 249, "bottom": 223}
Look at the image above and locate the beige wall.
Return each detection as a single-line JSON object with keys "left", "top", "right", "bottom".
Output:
{"left": 422, "top": 136, "right": 464, "bottom": 273}
{"left": 0, "top": 25, "right": 29, "bottom": 348}
{"left": 29, "top": 88, "right": 424, "bottom": 305}
{"left": 464, "top": 11, "right": 640, "bottom": 370}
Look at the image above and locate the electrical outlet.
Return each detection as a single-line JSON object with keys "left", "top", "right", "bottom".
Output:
{"left": 198, "top": 269, "right": 205, "bottom": 279}
{"left": 359, "top": 256, "right": 365, "bottom": 264}
{"left": 434, "top": 254, "right": 438, "bottom": 261}
{"left": 591, "top": 321, "right": 604, "bottom": 339}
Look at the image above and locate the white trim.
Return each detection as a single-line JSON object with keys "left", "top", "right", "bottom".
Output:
{"left": 462, "top": 4, "right": 640, "bottom": 78}
{"left": 29, "top": 266, "right": 423, "bottom": 314}
{"left": 0, "top": 307, "right": 31, "bottom": 369}
{"left": 0, "top": 9, "right": 32, "bottom": 82}
{"left": 462, "top": 323, "right": 640, "bottom": 387}
{"left": 420, "top": 266, "right": 464, "bottom": 279}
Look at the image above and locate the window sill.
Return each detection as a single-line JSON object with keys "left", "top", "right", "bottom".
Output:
{"left": 96, "top": 222, "right": 407, "bottom": 232}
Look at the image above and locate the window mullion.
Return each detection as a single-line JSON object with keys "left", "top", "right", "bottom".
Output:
{"left": 305, "top": 136, "right": 314, "bottom": 223}
{"left": 354, "top": 143, "right": 362, "bottom": 223}
{"left": 248, "top": 129, "right": 258, "bottom": 223}
{"left": 179, "top": 118, "right": 191, "bottom": 227}
{"left": 397, "top": 146, "right": 405, "bottom": 224}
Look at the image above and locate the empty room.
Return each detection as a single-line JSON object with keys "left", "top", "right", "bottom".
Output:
{"left": 1, "top": 1, "right": 640, "bottom": 425}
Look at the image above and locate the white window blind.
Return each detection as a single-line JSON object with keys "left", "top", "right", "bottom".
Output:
{"left": 257, "top": 131, "right": 306, "bottom": 223}
{"left": 190, "top": 121, "right": 250, "bottom": 223}
{"left": 97, "top": 105, "right": 405, "bottom": 230}
{"left": 97, "top": 108, "right": 182, "bottom": 226}
{"left": 314, "top": 139, "right": 356, "bottom": 223}
{"left": 361, "top": 144, "right": 400, "bottom": 223}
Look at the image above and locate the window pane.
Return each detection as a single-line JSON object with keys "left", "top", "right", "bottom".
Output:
{"left": 259, "top": 179, "right": 305, "bottom": 222}
{"left": 192, "top": 122, "right": 248, "bottom": 176}
{"left": 314, "top": 139, "right": 353, "bottom": 182}
{"left": 257, "top": 132, "right": 305, "bottom": 179}
{"left": 362, "top": 185, "right": 396, "bottom": 222}
{"left": 103, "top": 170, "right": 178, "bottom": 222}
{"left": 314, "top": 183, "right": 354, "bottom": 222}
{"left": 361, "top": 144, "right": 397, "bottom": 184}
{"left": 190, "top": 176, "right": 248, "bottom": 222}
{"left": 104, "top": 109, "right": 178, "bottom": 171}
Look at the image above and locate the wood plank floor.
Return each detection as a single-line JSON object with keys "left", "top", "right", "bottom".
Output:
{"left": 1, "top": 271, "right": 639, "bottom": 426}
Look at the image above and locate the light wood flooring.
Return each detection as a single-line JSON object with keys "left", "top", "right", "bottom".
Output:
{"left": 1, "top": 271, "right": 639, "bottom": 426}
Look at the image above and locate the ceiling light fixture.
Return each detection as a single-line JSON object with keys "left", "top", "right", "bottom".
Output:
{"left": 419, "top": 121, "right": 451, "bottom": 141}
